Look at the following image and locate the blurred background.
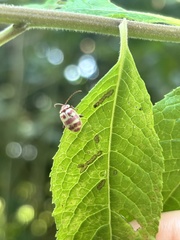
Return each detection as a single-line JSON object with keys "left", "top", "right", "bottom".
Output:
{"left": 0, "top": 0, "right": 180, "bottom": 239}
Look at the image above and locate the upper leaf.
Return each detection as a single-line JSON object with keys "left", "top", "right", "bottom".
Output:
{"left": 50, "top": 20, "right": 164, "bottom": 239}
{"left": 24, "top": 0, "right": 59, "bottom": 9}
{"left": 57, "top": 0, "right": 124, "bottom": 15}
{"left": 56, "top": 0, "right": 180, "bottom": 26}
{"left": 24, "top": 0, "right": 180, "bottom": 26}
{"left": 154, "top": 87, "right": 180, "bottom": 211}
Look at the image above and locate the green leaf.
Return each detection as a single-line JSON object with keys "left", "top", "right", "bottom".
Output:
{"left": 50, "top": 19, "right": 164, "bottom": 240}
{"left": 57, "top": 0, "right": 124, "bottom": 15}
{"left": 154, "top": 87, "right": 180, "bottom": 212}
{"left": 57, "top": 0, "right": 180, "bottom": 26}
{"left": 24, "top": 0, "right": 59, "bottom": 9}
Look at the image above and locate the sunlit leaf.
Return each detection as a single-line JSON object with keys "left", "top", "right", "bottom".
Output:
{"left": 24, "top": 0, "right": 180, "bottom": 26}
{"left": 50, "top": 19, "right": 163, "bottom": 240}
{"left": 57, "top": 0, "right": 124, "bottom": 15}
{"left": 24, "top": 0, "right": 59, "bottom": 9}
{"left": 57, "top": 0, "right": 180, "bottom": 26}
{"left": 154, "top": 87, "right": 180, "bottom": 211}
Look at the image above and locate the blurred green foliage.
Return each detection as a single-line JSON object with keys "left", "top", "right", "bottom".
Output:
{"left": 0, "top": 0, "right": 180, "bottom": 239}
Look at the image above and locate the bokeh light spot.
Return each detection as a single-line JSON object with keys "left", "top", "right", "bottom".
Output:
{"left": 6, "top": 142, "right": 22, "bottom": 158}
{"left": 0, "top": 198, "right": 6, "bottom": 239}
{"left": 64, "top": 64, "right": 80, "bottom": 82}
{"left": 31, "top": 219, "right": 47, "bottom": 237}
{"left": 15, "top": 181, "right": 36, "bottom": 201}
{"left": 22, "top": 144, "right": 38, "bottom": 161}
{"left": 34, "top": 94, "right": 52, "bottom": 111}
{"left": 0, "top": 198, "right": 6, "bottom": 214}
{"left": 39, "top": 211, "right": 54, "bottom": 227}
{"left": 78, "top": 55, "right": 98, "bottom": 79}
{"left": 80, "top": 37, "right": 95, "bottom": 54}
{"left": 151, "top": 0, "right": 166, "bottom": 10}
{"left": 18, "top": 119, "right": 35, "bottom": 138}
{"left": 46, "top": 48, "right": 64, "bottom": 65}
{"left": 16, "top": 205, "right": 35, "bottom": 224}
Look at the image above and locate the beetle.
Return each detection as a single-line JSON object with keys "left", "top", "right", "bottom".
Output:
{"left": 54, "top": 90, "right": 82, "bottom": 132}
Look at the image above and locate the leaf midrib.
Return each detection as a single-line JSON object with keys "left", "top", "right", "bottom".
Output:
{"left": 107, "top": 21, "right": 128, "bottom": 238}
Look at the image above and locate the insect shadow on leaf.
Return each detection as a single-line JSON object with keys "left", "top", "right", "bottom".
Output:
{"left": 94, "top": 134, "right": 100, "bottom": 144}
{"left": 78, "top": 151, "right": 103, "bottom": 173}
{"left": 93, "top": 89, "right": 114, "bottom": 108}
{"left": 97, "top": 179, "right": 106, "bottom": 190}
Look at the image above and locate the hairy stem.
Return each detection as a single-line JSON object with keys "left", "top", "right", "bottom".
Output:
{"left": 0, "top": 4, "right": 180, "bottom": 44}
{"left": 0, "top": 23, "right": 27, "bottom": 46}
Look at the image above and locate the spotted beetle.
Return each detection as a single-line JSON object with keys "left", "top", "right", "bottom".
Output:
{"left": 54, "top": 90, "right": 82, "bottom": 132}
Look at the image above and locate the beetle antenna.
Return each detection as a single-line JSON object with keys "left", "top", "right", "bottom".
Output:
{"left": 64, "top": 90, "right": 82, "bottom": 104}
{"left": 54, "top": 103, "right": 63, "bottom": 108}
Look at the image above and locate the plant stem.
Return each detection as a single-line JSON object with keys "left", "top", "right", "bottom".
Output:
{"left": 0, "top": 23, "right": 27, "bottom": 46}
{"left": 0, "top": 4, "right": 180, "bottom": 44}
